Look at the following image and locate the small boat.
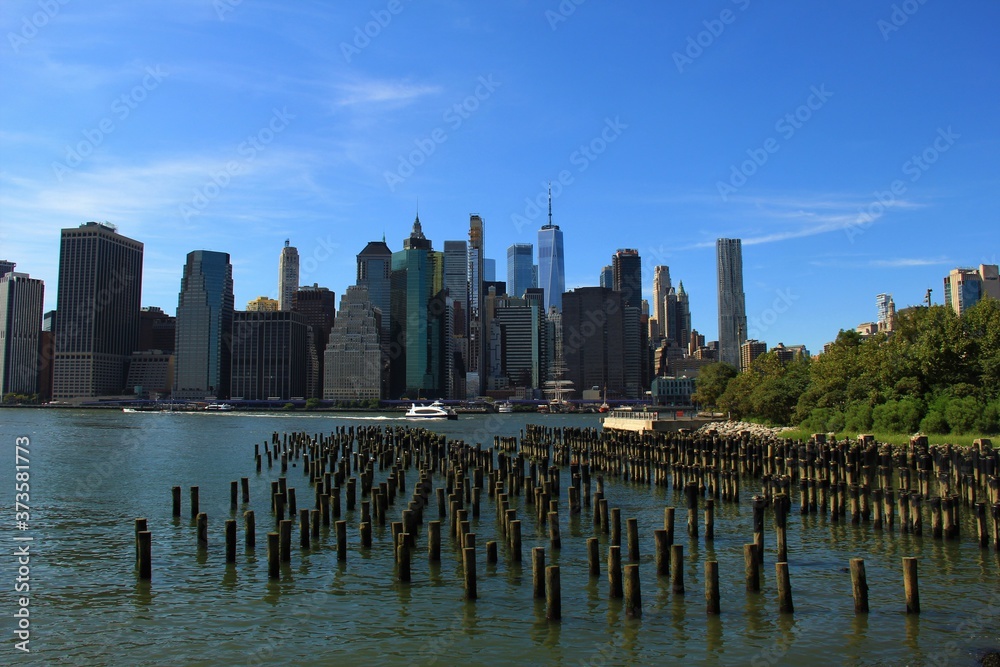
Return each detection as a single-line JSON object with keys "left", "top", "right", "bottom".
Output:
{"left": 405, "top": 400, "right": 458, "bottom": 420}
{"left": 598, "top": 386, "right": 610, "bottom": 413}
{"left": 497, "top": 402, "right": 514, "bottom": 414}
{"left": 205, "top": 403, "right": 235, "bottom": 411}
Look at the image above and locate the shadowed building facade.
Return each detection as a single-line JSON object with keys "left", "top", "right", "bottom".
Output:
{"left": 174, "top": 250, "right": 234, "bottom": 399}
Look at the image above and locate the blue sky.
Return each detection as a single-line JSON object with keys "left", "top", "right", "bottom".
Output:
{"left": 2, "top": 0, "right": 997, "bottom": 355}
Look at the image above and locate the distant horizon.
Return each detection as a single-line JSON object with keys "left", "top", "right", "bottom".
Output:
{"left": 3, "top": 2, "right": 997, "bottom": 357}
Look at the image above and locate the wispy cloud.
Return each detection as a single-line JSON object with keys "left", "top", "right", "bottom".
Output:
{"left": 869, "top": 257, "right": 952, "bottom": 268}
{"left": 333, "top": 80, "right": 441, "bottom": 107}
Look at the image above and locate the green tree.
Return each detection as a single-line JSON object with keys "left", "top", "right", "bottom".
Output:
{"left": 304, "top": 397, "right": 321, "bottom": 410}
{"left": 692, "top": 362, "right": 737, "bottom": 408}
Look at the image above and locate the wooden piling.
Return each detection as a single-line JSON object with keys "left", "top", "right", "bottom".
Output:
{"left": 608, "top": 545, "right": 623, "bottom": 599}
{"left": 587, "top": 537, "right": 600, "bottom": 577}
{"left": 190, "top": 486, "right": 199, "bottom": 520}
{"left": 610, "top": 507, "right": 621, "bottom": 546}
{"left": 230, "top": 480, "right": 238, "bottom": 509}
{"left": 624, "top": 564, "right": 642, "bottom": 618}
{"left": 903, "top": 557, "right": 919, "bottom": 614}
{"left": 299, "top": 508, "right": 310, "bottom": 550}
{"left": 533, "top": 547, "right": 546, "bottom": 599}
{"left": 850, "top": 558, "right": 869, "bottom": 614}
{"left": 134, "top": 518, "right": 147, "bottom": 565}
{"left": 197, "top": 512, "right": 208, "bottom": 549}
{"left": 241, "top": 476, "right": 249, "bottom": 504}
{"left": 744, "top": 544, "right": 760, "bottom": 592}
{"left": 752, "top": 495, "right": 766, "bottom": 564}
{"left": 225, "top": 519, "right": 237, "bottom": 563}
{"left": 397, "top": 533, "right": 411, "bottom": 583}
{"left": 428, "top": 520, "right": 441, "bottom": 561}
{"left": 548, "top": 511, "right": 561, "bottom": 550}
{"left": 244, "top": 510, "right": 255, "bottom": 550}
{"left": 172, "top": 486, "right": 181, "bottom": 517}
{"left": 336, "top": 520, "right": 347, "bottom": 562}
{"left": 546, "top": 565, "right": 561, "bottom": 621}
{"left": 626, "top": 517, "right": 639, "bottom": 562}
{"left": 266, "top": 532, "right": 279, "bottom": 579}
{"left": 705, "top": 561, "right": 720, "bottom": 614}
{"left": 463, "top": 547, "right": 477, "bottom": 600}
{"left": 664, "top": 507, "right": 675, "bottom": 547}
{"left": 510, "top": 520, "right": 522, "bottom": 563}
{"left": 671, "top": 544, "right": 684, "bottom": 594}
{"left": 776, "top": 562, "right": 793, "bottom": 613}
{"left": 137, "top": 530, "right": 151, "bottom": 580}
{"left": 279, "top": 519, "right": 292, "bottom": 562}
{"left": 654, "top": 529, "right": 669, "bottom": 576}
{"left": 486, "top": 540, "right": 498, "bottom": 564}
{"left": 704, "top": 499, "right": 715, "bottom": 541}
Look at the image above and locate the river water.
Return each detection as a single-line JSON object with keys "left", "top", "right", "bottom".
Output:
{"left": 1, "top": 408, "right": 998, "bottom": 666}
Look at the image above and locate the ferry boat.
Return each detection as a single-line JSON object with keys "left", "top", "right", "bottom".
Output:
{"left": 205, "top": 403, "right": 235, "bottom": 411}
{"left": 497, "top": 401, "right": 514, "bottom": 414}
{"left": 404, "top": 400, "right": 458, "bottom": 420}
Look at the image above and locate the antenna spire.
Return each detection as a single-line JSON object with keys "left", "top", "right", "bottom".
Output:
{"left": 547, "top": 182, "right": 552, "bottom": 226}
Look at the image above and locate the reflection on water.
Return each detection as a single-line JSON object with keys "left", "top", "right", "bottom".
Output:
{"left": 2, "top": 408, "right": 998, "bottom": 665}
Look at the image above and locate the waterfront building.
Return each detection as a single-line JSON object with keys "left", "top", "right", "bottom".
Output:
{"left": 490, "top": 294, "right": 542, "bottom": 389}
{"left": 651, "top": 376, "right": 696, "bottom": 406}
{"left": 294, "top": 284, "right": 336, "bottom": 399}
{"left": 230, "top": 310, "right": 308, "bottom": 400}
{"left": 53, "top": 222, "right": 143, "bottom": 399}
{"left": 174, "top": 250, "right": 234, "bottom": 399}
{"left": 562, "top": 287, "right": 638, "bottom": 399}
{"left": 506, "top": 243, "right": 535, "bottom": 299}
{"left": 125, "top": 350, "right": 173, "bottom": 398}
{"left": 246, "top": 296, "right": 279, "bottom": 312}
{"left": 324, "top": 285, "right": 382, "bottom": 401}
{"left": 717, "top": 238, "right": 747, "bottom": 369}
{"left": 278, "top": 240, "right": 299, "bottom": 311}
{"left": 0, "top": 272, "right": 44, "bottom": 397}
{"left": 538, "top": 187, "right": 565, "bottom": 312}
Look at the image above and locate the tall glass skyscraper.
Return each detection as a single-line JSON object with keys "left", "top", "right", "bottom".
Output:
{"left": 506, "top": 243, "right": 535, "bottom": 299}
{"left": 53, "top": 222, "right": 143, "bottom": 398}
{"left": 537, "top": 189, "right": 565, "bottom": 312}
{"left": 0, "top": 271, "right": 44, "bottom": 396}
{"left": 174, "top": 250, "right": 234, "bottom": 399}
{"left": 612, "top": 248, "right": 642, "bottom": 309}
{"left": 716, "top": 238, "right": 747, "bottom": 369}
{"left": 278, "top": 240, "right": 299, "bottom": 311}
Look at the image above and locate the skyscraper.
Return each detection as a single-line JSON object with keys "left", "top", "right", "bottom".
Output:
{"left": 562, "top": 287, "right": 636, "bottom": 398}
{"left": 357, "top": 238, "right": 393, "bottom": 397}
{"left": 173, "top": 250, "right": 234, "bottom": 399}
{"left": 507, "top": 243, "right": 535, "bottom": 299}
{"left": 612, "top": 248, "right": 642, "bottom": 309}
{"left": 716, "top": 238, "right": 747, "bottom": 369}
{"left": 444, "top": 240, "right": 469, "bottom": 399}
{"left": 278, "top": 240, "right": 299, "bottom": 311}
{"left": 599, "top": 265, "right": 614, "bottom": 289}
{"left": 537, "top": 186, "right": 565, "bottom": 312}
{"left": 0, "top": 260, "right": 15, "bottom": 278}
{"left": 651, "top": 265, "right": 671, "bottom": 340}
{"left": 467, "top": 214, "right": 485, "bottom": 396}
{"left": 53, "top": 222, "right": 143, "bottom": 398}
{"left": 230, "top": 310, "right": 308, "bottom": 400}
{"left": 294, "top": 284, "right": 336, "bottom": 399}
{"left": 943, "top": 265, "right": 999, "bottom": 315}
{"left": 0, "top": 272, "right": 44, "bottom": 396}
{"left": 324, "top": 285, "right": 382, "bottom": 401}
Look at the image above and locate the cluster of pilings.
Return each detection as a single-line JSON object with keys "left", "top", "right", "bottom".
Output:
{"left": 137, "top": 425, "right": 999, "bottom": 622}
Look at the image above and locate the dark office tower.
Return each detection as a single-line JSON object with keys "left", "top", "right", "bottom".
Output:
{"left": 444, "top": 240, "right": 469, "bottom": 399}
{"left": 537, "top": 186, "right": 565, "bottom": 312}
{"left": 0, "top": 260, "right": 15, "bottom": 278}
{"left": 294, "top": 284, "right": 336, "bottom": 399}
{"left": 230, "top": 311, "right": 308, "bottom": 400}
{"left": 53, "top": 222, "right": 143, "bottom": 399}
{"left": 562, "top": 287, "right": 632, "bottom": 398}
{"left": 138, "top": 306, "right": 176, "bottom": 352}
{"left": 490, "top": 294, "right": 542, "bottom": 389}
{"left": 390, "top": 217, "right": 450, "bottom": 399}
{"left": 174, "top": 250, "right": 234, "bottom": 399}
{"left": 467, "top": 214, "right": 485, "bottom": 396}
{"left": 357, "top": 237, "right": 393, "bottom": 343}
{"left": 278, "top": 240, "right": 299, "bottom": 311}
{"left": 0, "top": 271, "right": 43, "bottom": 396}
{"left": 651, "top": 265, "right": 671, "bottom": 341}
{"left": 599, "top": 265, "right": 614, "bottom": 289}
{"left": 524, "top": 287, "right": 549, "bottom": 388}
{"left": 716, "top": 238, "right": 747, "bottom": 369}
{"left": 612, "top": 248, "right": 642, "bottom": 309}
{"left": 507, "top": 243, "right": 535, "bottom": 299}
{"left": 676, "top": 282, "right": 691, "bottom": 349}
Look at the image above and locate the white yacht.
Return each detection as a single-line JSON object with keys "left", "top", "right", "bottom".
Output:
{"left": 404, "top": 401, "right": 458, "bottom": 420}
{"left": 497, "top": 401, "right": 514, "bottom": 414}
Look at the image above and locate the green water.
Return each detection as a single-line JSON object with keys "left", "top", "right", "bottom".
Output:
{"left": 2, "top": 409, "right": 998, "bottom": 666}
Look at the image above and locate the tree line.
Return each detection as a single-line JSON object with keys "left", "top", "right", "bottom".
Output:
{"left": 692, "top": 298, "right": 1000, "bottom": 435}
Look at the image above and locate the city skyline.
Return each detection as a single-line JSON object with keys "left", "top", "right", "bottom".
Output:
{"left": 2, "top": 3, "right": 998, "bottom": 356}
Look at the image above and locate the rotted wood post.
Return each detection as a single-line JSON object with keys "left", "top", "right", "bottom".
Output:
{"left": 225, "top": 519, "right": 237, "bottom": 563}
{"left": 510, "top": 520, "right": 522, "bottom": 564}
{"left": 975, "top": 503, "right": 988, "bottom": 548}
{"left": 244, "top": 510, "right": 255, "bottom": 550}
{"left": 279, "top": 519, "right": 292, "bottom": 562}
{"left": 587, "top": 537, "right": 600, "bottom": 577}
{"left": 548, "top": 512, "right": 561, "bottom": 550}
{"left": 241, "top": 477, "right": 250, "bottom": 504}
{"left": 851, "top": 558, "right": 869, "bottom": 614}
{"left": 654, "top": 529, "right": 669, "bottom": 576}
{"left": 347, "top": 477, "right": 356, "bottom": 511}
{"left": 903, "top": 557, "right": 919, "bottom": 614}
{"left": 428, "top": 520, "right": 441, "bottom": 561}
{"left": 993, "top": 503, "right": 1000, "bottom": 552}
{"left": 705, "top": 561, "right": 720, "bottom": 614}
{"left": 671, "top": 544, "right": 684, "bottom": 594}
{"left": 774, "top": 493, "right": 788, "bottom": 564}
{"left": 752, "top": 496, "right": 766, "bottom": 564}
{"left": 172, "top": 486, "right": 181, "bottom": 517}
{"left": 664, "top": 507, "right": 675, "bottom": 546}
{"left": 610, "top": 507, "right": 622, "bottom": 546}
{"left": 336, "top": 520, "right": 347, "bottom": 562}
{"left": 137, "top": 530, "right": 151, "bottom": 580}
{"left": 190, "top": 486, "right": 200, "bottom": 520}
{"left": 624, "top": 564, "right": 642, "bottom": 618}
{"left": 299, "top": 509, "right": 310, "bottom": 550}
{"left": 776, "top": 562, "right": 793, "bottom": 613}
{"left": 599, "top": 498, "right": 609, "bottom": 534}
{"left": 626, "top": 517, "right": 639, "bottom": 562}
{"left": 704, "top": 499, "right": 715, "bottom": 541}
{"left": 608, "top": 545, "right": 623, "bottom": 599}
{"left": 267, "top": 532, "right": 279, "bottom": 579}
{"left": 134, "top": 518, "right": 147, "bottom": 566}
{"left": 310, "top": 509, "right": 320, "bottom": 540}
{"left": 397, "top": 533, "right": 411, "bottom": 583}
{"left": 744, "top": 544, "right": 760, "bottom": 592}
{"left": 533, "top": 547, "right": 546, "bottom": 599}
{"left": 230, "top": 481, "right": 239, "bottom": 509}
{"left": 546, "top": 565, "right": 561, "bottom": 621}
{"left": 463, "top": 547, "right": 477, "bottom": 600}
{"left": 197, "top": 512, "right": 208, "bottom": 549}
{"left": 686, "top": 482, "right": 698, "bottom": 537}
{"left": 486, "top": 540, "right": 498, "bottom": 564}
